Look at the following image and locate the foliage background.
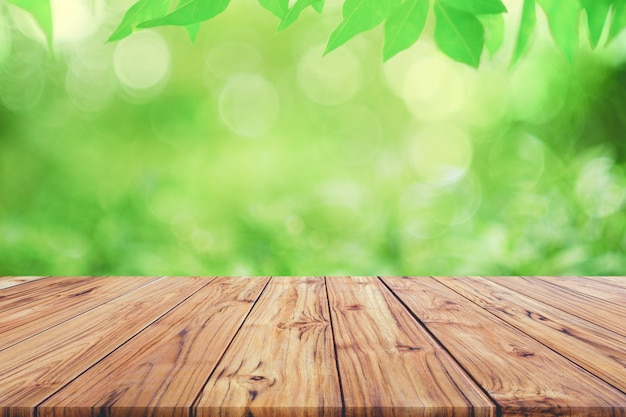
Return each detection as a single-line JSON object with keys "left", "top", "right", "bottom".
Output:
{"left": 2, "top": 0, "right": 626, "bottom": 275}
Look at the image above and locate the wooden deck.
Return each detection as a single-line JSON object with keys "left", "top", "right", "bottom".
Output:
{"left": 0, "top": 276, "right": 624, "bottom": 417}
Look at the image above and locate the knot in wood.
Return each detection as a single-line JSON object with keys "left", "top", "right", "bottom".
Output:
{"left": 513, "top": 347, "right": 535, "bottom": 358}
{"left": 395, "top": 343, "right": 423, "bottom": 352}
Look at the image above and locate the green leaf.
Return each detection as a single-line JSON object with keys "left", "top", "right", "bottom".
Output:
{"left": 176, "top": 0, "right": 202, "bottom": 41}
{"left": 278, "top": 0, "right": 323, "bottom": 31}
{"left": 139, "top": 0, "right": 231, "bottom": 28}
{"left": 438, "top": 0, "right": 506, "bottom": 15}
{"left": 325, "top": 0, "right": 402, "bottom": 54}
{"left": 434, "top": 1, "right": 484, "bottom": 67}
{"left": 108, "top": 0, "right": 171, "bottom": 41}
{"left": 538, "top": 0, "right": 582, "bottom": 62}
{"left": 383, "top": 0, "right": 429, "bottom": 61}
{"left": 579, "top": 0, "right": 611, "bottom": 48}
{"left": 511, "top": 0, "right": 536, "bottom": 66}
{"left": 609, "top": 1, "right": 626, "bottom": 42}
{"left": 258, "top": 0, "right": 289, "bottom": 19}
{"left": 7, "top": 0, "right": 53, "bottom": 46}
{"left": 479, "top": 12, "right": 504, "bottom": 56}
{"left": 312, "top": 0, "right": 324, "bottom": 13}
{"left": 184, "top": 23, "right": 200, "bottom": 42}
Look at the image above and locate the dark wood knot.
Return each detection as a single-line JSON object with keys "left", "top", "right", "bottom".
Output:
{"left": 513, "top": 348, "right": 535, "bottom": 358}
{"left": 396, "top": 343, "right": 422, "bottom": 352}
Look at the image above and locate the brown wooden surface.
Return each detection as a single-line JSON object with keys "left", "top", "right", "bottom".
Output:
{"left": 195, "top": 277, "right": 341, "bottom": 417}
{"left": 326, "top": 276, "right": 493, "bottom": 417}
{"left": 436, "top": 276, "right": 626, "bottom": 393}
{"left": 382, "top": 276, "right": 626, "bottom": 417}
{"left": 0, "top": 277, "right": 207, "bottom": 417}
{"left": 0, "top": 276, "right": 158, "bottom": 351}
{"left": 40, "top": 277, "right": 268, "bottom": 417}
{"left": 488, "top": 276, "right": 626, "bottom": 337}
{"left": 586, "top": 276, "right": 626, "bottom": 288}
{"left": 1, "top": 276, "right": 625, "bottom": 417}
{"left": 529, "top": 276, "right": 626, "bottom": 305}
{"left": 0, "top": 276, "right": 46, "bottom": 290}
{"left": 0, "top": 276, "right": 100, "bottom": 312}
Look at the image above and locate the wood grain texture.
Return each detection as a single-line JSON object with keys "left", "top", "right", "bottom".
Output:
{"left": 0, "top": 277, "right": 47, "bottom": 290}
{"left": 529, "top": 276, "right": 626, "bottom": 307}
{"left": 326, "top": 276, "right": 494, "bottom": 417}
{"left": 382, "top": 276, "right": 626, "bottom": 417}
{"left": 0, "top": 277, "right": 99, "bottom": 312}
{"left": 195, "top": 277, "right": 341, "bottom": 417}
{"left": 488, "top": 276, "right": 626, "bottom": 337}
{"left": 39, "top": 277, "right": 268, "bottom": 417}
{"left": 585, "top": 276, "right": 626, "bottom": 289}
{"left": 436, "top": 276, "right": 626, "bottom": 393}
{"left": 0, "top": 276, "right": 158, "bottom": 351}
{"left": 1, "top": 276, "right": 625, "bottom": 417}
{"left": 0, "top": 277, "right": 208, "bottom": 417}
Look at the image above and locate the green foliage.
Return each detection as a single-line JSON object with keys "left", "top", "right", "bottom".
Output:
{"left": 434, "top": 2, "right": 484, "bottom": 67}
{"left": 7, "top": 0, "right": 626, "bottom": 65}
{"left": 138, "top": 0, "right": 230, "bottom": 28}
{"left": 257, "top": 0, "right": 288, "bottom": 19}
{"left": 184, "top": 22, "right": 200, "bottom": 42}
{"left": 325, "top": 0, "right": 402, "bottom": 54}
{"left": 538, "top": 0, "right": 581, "bottom": 62}
{"left": 383, "top": 0, "right": 429, "bottom": 61}
{"left": 511, "top": 0, "right": 536, "bottom": 66}
{"left": 3, "top": 0, "right": 626, "bottom": 276}
{"left": 6, "top": 0, "right": 52, "bottom": 46}
{"left": 480, "top": 13, "right": 505, "bottom": 57}
{"left": 610, "top": 0, "right": 626, "bottom": 42}
{"left": 437, "top": 0, "right": 506, "bottom": 15}
{"left": 108, "top": 0, "right": 170, "bottom": 42}
{"left": 580, "top": 0, "right": 611, "bottom": 48}
{"left": 278, "top": 0, "right": 324, "bottom": 31}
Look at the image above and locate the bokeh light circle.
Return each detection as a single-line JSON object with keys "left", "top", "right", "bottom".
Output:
{"left": 113, "top": 30, "right": 170, "bottom": 94}
{"left": 0, "top": 58, "right": 45, "bottom": 112}
{"left": 509, "top": 61, "right": 566, "bottom": 124}
{"left": 51, "top": 0, "right": 103, "bottom": 45}
{"left": 218, "top": 74, "right": 280, "bottom": 138}
{"left": 576, "top": 157, "right": 626, "bottom": 218}
{"left": 66, "top": 44, "right": 116, "bottom": 112}
{"left": 396, "top": 53, "right": 466, "bottom": 121}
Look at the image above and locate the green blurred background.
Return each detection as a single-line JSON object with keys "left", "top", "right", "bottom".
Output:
{"left": 2, "top": 0, "right": 626, "bottom": 275}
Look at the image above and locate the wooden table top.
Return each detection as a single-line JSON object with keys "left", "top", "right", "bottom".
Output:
{"left": 0, "top": 276, "right": 625, "bottom": 417}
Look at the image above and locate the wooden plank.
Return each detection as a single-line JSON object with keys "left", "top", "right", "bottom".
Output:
{"left": 39, "top": 277, "right": 268, "bottom": 417}
{"left": 529, "top": 276, "right": 626, "bottom": 306}
{"left": 0, "top": 277, "right": 103, "bottom": 312}
{"left": 0, "top": 276, "right": 158, "bottom": 351}
{"left": 436, "top": 276, "right": 626, "bottom": 394}
{"left": 0, "top": 277, "right": 47, "bottom": 290}
{"left": 382, "top": 276, "right": 626, "bottom": 417}
{"left": 488, "top": 276, "right": 626, "bottom": 337}
{"left": 194, "top": 277, "right": 342, "bottom": 417}
{"left": 326, "top": 276, "right": 494, "bottom": 417}
{"left": 585, "top": 276, "right": 626, "bottom": 290}
{"left": 0, "top": 277, "right": 209, "bottom": 417}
